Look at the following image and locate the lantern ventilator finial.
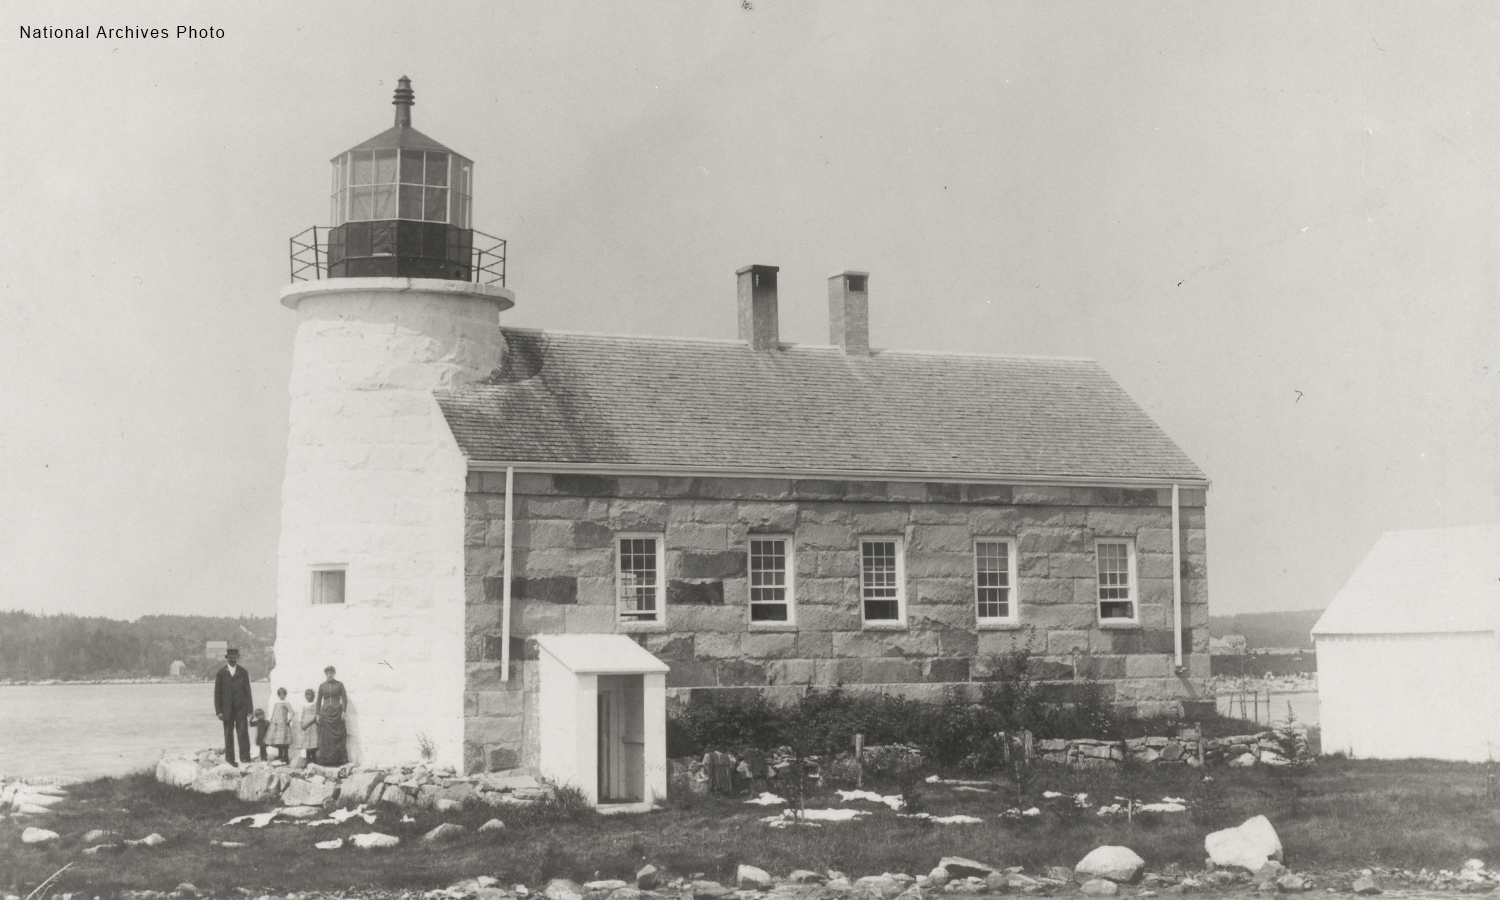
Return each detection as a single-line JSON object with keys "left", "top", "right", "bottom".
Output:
{"left": 393, "top": 76, "right": 414, "bottom": 127}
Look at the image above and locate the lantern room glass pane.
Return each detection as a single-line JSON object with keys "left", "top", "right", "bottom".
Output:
{"left": 400, "top": 150, "right": 424, "bottom": 185}
{"left": 424, "top": 186, "right": 446, "bottom": 222}
{"left": 426, "top": 153, "right": 449, "bottom": 187}
{"left": 453, "top": 194, "right": 469, "bottom": 228}
{"left": 399, "top": 185, "right": 423, "bottom": 219}
{"left": 350, "top": 185, "right": 374, "bottom": 220}
{"left": 458, "top": 161, "right": 471, "bottom": 195}
{"left": 374, "top": 149, "right": 398, "bottom": 184}
{"left": 374, "top": 184, "right": 398, "bottom": 219}
{"left": 351, "top": 151, "right": 374, "bottom": 186}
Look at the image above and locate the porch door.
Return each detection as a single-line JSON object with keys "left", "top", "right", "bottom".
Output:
{"left": 597, "top": 675, "right": 645, "bottom": 802}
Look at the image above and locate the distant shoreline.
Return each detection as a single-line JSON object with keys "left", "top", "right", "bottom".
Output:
{"left": 0, "top": 676, "right": 272, "bottom": 687}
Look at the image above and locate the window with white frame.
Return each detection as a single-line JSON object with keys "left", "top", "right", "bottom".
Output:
{"left": 311, "top": 568, "right": 346, "bottom": 605}
{"left": 1096, "top": 539, "right": 1137, "bottom": 622}
{"left": 617, "top": 535, "right": 664, "bottom": 624}
{"left": 748, "top": 537, "right": 794, "bottom": 624}
{"left": 974, "top": 539, "right": 1017, "bottom": 623}
{"left": 859, "top": 537, "right": 905, "bottom": 625}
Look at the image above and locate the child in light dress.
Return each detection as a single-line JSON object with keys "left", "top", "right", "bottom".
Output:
{"left": 266, "top": 687, "right": 294, "bottom": 763}
{"left": 295, "top": 687, "right": 320, "bottom": 764}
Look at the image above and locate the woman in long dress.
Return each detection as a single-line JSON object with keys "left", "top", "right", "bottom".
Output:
{"left": 266, "top": 687, "right": 294, "bottom": 762}
{"left": 315, "top": 666, "right": 348, "bottom": 767}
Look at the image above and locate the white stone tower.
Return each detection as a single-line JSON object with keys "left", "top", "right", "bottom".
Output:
{"left": 270, "top": 78, "right": 513, "bottom": 768}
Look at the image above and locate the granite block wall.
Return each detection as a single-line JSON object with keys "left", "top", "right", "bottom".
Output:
{"left": 461, "top": 473, "right": 1210, "bottom": 773}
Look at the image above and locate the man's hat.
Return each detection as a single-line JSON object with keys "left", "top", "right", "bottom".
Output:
{"left": 226, "top": 648, "right": 240, "bottom": 655}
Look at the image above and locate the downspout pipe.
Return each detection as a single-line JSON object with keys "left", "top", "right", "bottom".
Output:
{"left": 501, "top": 466, "right": 514, "bottom": 681}
{"left": 1172, "top": 483, "right": 1184, "bottom": 672}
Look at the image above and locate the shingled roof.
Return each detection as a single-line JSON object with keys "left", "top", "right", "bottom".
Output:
{"left": 435, "top": 328, "right": 1206, "bottom": 484}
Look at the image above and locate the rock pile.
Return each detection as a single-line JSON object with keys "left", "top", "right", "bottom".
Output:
{"left": 1033, "top": 732, "right": 1293, "bottom": 768}
{"left": 154, "top": 748, "right": 553, "bottom": 809}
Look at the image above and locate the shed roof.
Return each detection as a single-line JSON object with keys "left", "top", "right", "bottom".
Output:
{"left": 436, "top": 328, "right": 1207, "bottom": 484}
{"left": 1312, "top": 525, "right": 1500, "bottom": 636}
{"left": 534, "top": 634, "right": 670, "bottom": 675}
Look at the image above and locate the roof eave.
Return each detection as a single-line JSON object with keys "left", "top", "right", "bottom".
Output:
{"left": 461, "top": 459, "right": 1210, "bottom": 489}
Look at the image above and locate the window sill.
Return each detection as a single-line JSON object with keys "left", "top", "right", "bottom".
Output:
{"left": 861, "top": 621, "right": 909, "bottom": 632}
{"left": 748, "top": 622, "right": 798, "bottom": 632}
{"left": 1098, "top": 619, "right": 1142, "bottom": 630}
{"left": 618, "top": 621, "right": 666, "bottom": 633}
{"left": 977, "top": 620, "right": 1024, "bottom": 631}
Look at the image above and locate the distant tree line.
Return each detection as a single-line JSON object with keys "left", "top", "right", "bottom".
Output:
{"left": 0, "top": 611, "right": 275, "bottom": 682}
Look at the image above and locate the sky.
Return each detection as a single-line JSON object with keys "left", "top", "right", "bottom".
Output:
{"left": 2, "top": 1, "right": 1496, "bottom": 621}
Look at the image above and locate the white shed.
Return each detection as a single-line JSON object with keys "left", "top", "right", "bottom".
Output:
{"left": 534, "top": 634, "right": 669, "bottom": 809}
{"left": 1313, "top": 524, "right": 1500, "bottom": 761}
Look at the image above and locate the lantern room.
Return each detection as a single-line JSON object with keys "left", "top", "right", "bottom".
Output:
{"left": 322, "top": 77, "right": 481, "bottom": 281}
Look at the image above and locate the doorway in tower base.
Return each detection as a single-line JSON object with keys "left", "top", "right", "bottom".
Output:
{"left": 534, "top": 633, "right": 668, "bottom": 808}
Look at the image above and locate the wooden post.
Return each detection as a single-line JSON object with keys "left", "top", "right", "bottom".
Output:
{"left": 855, "top": 733, "right": 864, "bottom": 789}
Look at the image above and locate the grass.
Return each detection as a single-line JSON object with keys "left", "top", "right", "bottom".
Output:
{"left": 6, "top": 757, "right": 1500, "bottom": 896}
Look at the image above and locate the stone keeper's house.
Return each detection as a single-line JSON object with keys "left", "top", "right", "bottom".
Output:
{"left": 269, "top": 80, "right": 1210, "bottom": 807}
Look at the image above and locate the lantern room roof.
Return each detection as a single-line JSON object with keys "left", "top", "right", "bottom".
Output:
{"left": 341, "top": 124, "right": 459, "bottom": 157}
{"left": 334, "top": 76, "right": 466, "bottom": 159}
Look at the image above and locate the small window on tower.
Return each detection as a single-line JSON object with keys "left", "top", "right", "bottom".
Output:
{"left": 847, "top": 274, "right": 866, "bottom": 292}
{"left": 311, "top": 569, "right": 346, "bottom": 605}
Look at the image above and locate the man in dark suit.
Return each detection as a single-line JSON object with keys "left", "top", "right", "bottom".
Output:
{"left": 214, "top": 648, "right": 254, "bottom": 766}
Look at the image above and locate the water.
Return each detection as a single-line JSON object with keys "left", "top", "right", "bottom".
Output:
{"left": 1215, "top": 690, "right": 1320, "bottom": 727}
{"left": 0, "top": 681, "right": 281, "bottom": 780}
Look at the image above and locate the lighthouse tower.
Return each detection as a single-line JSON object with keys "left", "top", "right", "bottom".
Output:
{"left": 271, "top": 78, "right": 513, "bottom": 768}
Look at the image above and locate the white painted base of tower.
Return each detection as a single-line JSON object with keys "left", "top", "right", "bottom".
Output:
{"left": 270, "top": 277, "right": 513, "bottom": 770}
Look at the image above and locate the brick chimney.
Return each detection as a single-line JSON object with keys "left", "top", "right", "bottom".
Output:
{"left": 737, "top": 265, "right": 780, "bottom": 350}
{"left": 828, "top": 271, "right": 870, "bottom": 355}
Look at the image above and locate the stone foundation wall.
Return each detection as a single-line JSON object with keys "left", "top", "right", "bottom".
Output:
{"left": 461, "top": 473, "right": 1210, "bottom": 774}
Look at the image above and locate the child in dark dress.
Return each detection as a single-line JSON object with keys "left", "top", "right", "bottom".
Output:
{"left": 250, "top": 708, "right": 270, "bottom": 762}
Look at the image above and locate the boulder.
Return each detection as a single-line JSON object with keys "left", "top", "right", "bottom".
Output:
{"left": 476, "top": 888, "right": 511, "bottom": 900}
{"left": 237, "top": 769, "right": 284, "bottom": 804}
{"left": 1276, "top": 874, "right": 1306, "bottom": 893}
{"left": 1228, "top": 753, "right": 1259, "bottom": 768}
{"left": 156, "top": 756, "right": 202, "bottom": 788}
{"left": 983, "top": 873, "right": 1009, "bottom": 893}
{"left": 190, "top": 766, "right": 241, "bottom": 794}
{"left": 585, "top": 882, "right": 629, "bottom": 892}
{"left": 378, "top": 784, "right": 413, "bottom": 807}
{"left": 852, "top": 875, "right": 904, "bottom": 900}
{"left": 281, "top": 778, "right": 336, "bottom": 807}
{"left": 692, "top": 882, "right": 733, "bottom": 900}
{"left": 279, "top": 805, "right": 323, "bottom": 819}
{"left": 926, "top": 868, "right": 951, "bottom": 888}
{"left": 1205, "top": 816, "right": 1283, "bottom": 870}
{"left": 82, "top": 844, "right": 119, "bottom": 855}
{"left": 787, "top": 871, "right": 823, "bottom": 885}
{"left": 547, "top": 879, "right": 586, "bottom": 900}
{"left": 1046, "top": 867, "right": 1074, "bottom": 883}
{"left": 479, "top": 818, "right": 506, "bottom": 832}
{"left": 939, "top": 857, "right": 999, "bottom": 879}
{"left": 1254, "top": 861, "right": 1287, "bottom": 886}
{"left": 340, "top": 770, "right": 385, "bottom": 805}
{"left": 125, "top": 833, "right": 166, "bottom": 847}
{"left": 1352, "top": 873, "right": 1382, "bottom": 895}
{"left": 21, "top": 827, "right": 59, "bottom": 845}
{"left": 83, "top": 829, "right": 119, "bottom": 843}
{"left": 437, "top": 782, "right": 479, "bottom": 805}
{"left": 1075, "top": 847, "right": 1145, "bottom": 884}
{"left": 738, "top": 866, "right": 775, "bottom": 891}
{"left": 1081, "top": 880, "right": 1119, "bottom": 896}
{"left": 422, "top": 822, "right": 468, "bottom": 843}
{"left": 637, "top": 865, "right": 661, "bottom": 889}
{"left": 435, "top": 798, "right": 462, "bottom": 813}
